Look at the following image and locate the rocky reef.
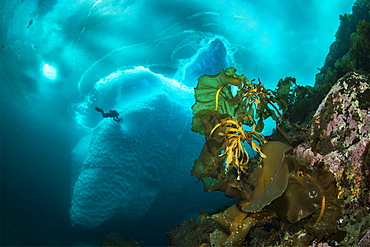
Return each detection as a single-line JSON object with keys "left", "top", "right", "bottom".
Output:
{"left": 291, "top": 72, "right": 370, "bottom": 246}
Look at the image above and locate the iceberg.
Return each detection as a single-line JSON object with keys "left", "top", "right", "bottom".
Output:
{"left": 70, "top": 39, "right": 234, "bottom": 241}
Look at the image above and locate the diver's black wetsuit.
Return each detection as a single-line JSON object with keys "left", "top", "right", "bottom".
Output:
{"left": 95, "top": 107, "right": 123, "bottom": 122}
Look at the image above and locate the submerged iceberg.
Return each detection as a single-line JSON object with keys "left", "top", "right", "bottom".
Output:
{"left": 70, "top": 39, "right": 234, "bottom": 238}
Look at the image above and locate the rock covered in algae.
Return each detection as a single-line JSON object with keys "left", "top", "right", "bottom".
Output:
{"left": 292, "top": 72, "right": 370, "bottom": 246}
{"left": 166, "top": 211, "right": 217, "bottom": 246}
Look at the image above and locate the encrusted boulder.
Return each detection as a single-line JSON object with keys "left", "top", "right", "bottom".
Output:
{"left": 293, "top": 72, "right": 370, "bottom": 246}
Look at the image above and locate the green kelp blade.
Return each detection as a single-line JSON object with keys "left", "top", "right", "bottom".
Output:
{"left": 191, "top": 138, "right": 225, "bottom": 179}
{"left": 243, "top": 141, "right": 292, "bottom": 213}
{"left": 191, "top": 67, "right": 245, "bottom": 134}
{"left": 191, "top": 109, "right": 232, "bottom": 137}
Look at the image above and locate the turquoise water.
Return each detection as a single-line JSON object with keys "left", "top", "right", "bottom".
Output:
{"left": 0, "top": 0, "right": 355, "bottom": 246}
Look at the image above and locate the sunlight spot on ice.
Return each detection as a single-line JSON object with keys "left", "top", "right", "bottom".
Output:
{"left": 42, "top": 64, "right": 57, "bottom": 79}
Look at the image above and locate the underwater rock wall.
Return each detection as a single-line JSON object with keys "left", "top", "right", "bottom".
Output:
{"left": 293, "top": 72, "right": 370, "bottom": 246}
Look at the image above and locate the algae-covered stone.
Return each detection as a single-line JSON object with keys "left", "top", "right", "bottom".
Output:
{"left": 293, "top": 72, "right": 370, "bottom": 246}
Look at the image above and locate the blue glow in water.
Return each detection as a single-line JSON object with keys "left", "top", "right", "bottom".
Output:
{"left": 0, "top": 0, "right": 357, "bottom": 245}
{"left": 42, "top": 64, "right": 57, "bottom": 79}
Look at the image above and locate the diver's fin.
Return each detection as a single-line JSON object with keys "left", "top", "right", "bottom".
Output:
{"left": 95, "top": 107, "right": 104, "bottom": 113}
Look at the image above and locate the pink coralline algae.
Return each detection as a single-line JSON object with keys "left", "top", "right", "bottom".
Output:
{"left": 357, "top": 230, "right": 370, "bottom": 247}
{"left": 293, "top": 72, "right": 369, "bottom": 245}
{"left": 293, "top": 73, "right": 370, "bottom": 246}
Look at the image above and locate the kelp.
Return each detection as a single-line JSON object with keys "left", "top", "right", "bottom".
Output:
{"left": 211, "top": 204, "right": 275, "bottom": 246}
{"left": 191, "top": 68, "right": 304, "bottom": 196}
{"left": 192, "top": 67, "right": 286, "bottom": 134}
{"left": 190, "top": 68, "right": 342, "bottom": 246}
{"left": 243, "top": 141, "right": 292, "bottom": 213}
{"left": 266, "top": 156, "right": 325, "bottom": 223}
{"left": 304, "top": 169, "right": 342, "bottom": 240}
{"left": 282, "top": 169, "right": 342, "bottom": 246}
{"left": 191, "top": 67, "right": 289, "bottom": 189}
{"left": 192, "top": 68, "right": 243, "bottom": 135}
{"left": 204, "top": 143, "right": 341, "bottom": 246}
{"left": 276, "top": 77, "right": 321, "bottom": 125}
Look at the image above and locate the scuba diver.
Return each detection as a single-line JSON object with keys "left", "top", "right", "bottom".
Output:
{"left": 95, "top": 107, "right": 123, "bottom": 123}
